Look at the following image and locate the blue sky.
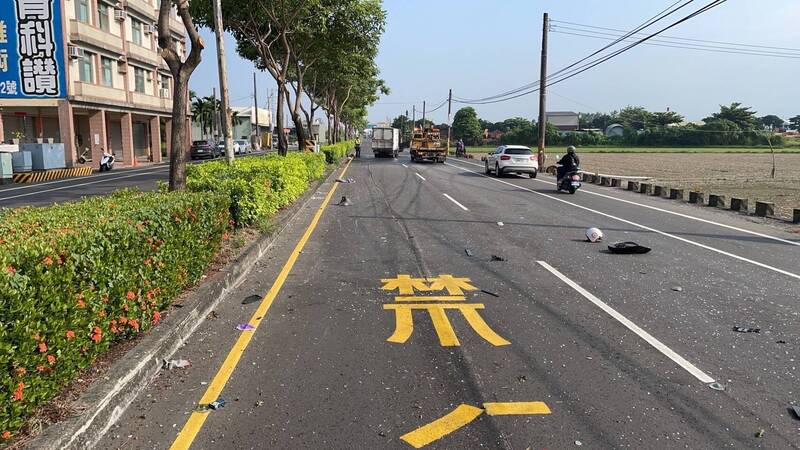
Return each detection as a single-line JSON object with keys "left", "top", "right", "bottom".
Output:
{"left": 189, "top": 0, "right": 800, "bottom": 124}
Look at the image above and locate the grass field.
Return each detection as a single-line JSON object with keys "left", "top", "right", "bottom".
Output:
{"left": 466, "top": 145, "right": 800, "bottom": 154}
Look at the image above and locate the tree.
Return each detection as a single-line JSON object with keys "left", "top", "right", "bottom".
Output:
{"left": 502, "top": 117, "right": 531, "bottom": 132}
{"left": 618, "top": 106, "right": 652, "bottom": 130}
{"left": 578, "top": 112, "right": 617, "bottom": 130}
{"left": 650, "top": 111, "right": 684, "bottom": 127}
{"left": 705, "top": 102, "right": 757, "bottom": 130}
{"left": 157, "top": 0, "right": 205, "bottom": 190}
{"left": 790, "top": 115, "right": 800, "bottom": 130}
{"left": 757, "top": 114, "right": 784, "bottom": 130}
{"left": 451, "top": 107, "right": 482, "bottom": 145}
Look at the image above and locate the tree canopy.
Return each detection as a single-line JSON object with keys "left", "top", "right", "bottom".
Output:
{"left": 451, "top": 107, "right": 482, "bottom": 145}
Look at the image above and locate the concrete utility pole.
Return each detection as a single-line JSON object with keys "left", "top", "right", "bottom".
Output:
{"left": 253, "top": 72, "right": 261, "bottom": 151}
{"left": 212, "top": 0, "right": 234, "bottom": 162}
{"left": 267, "top": 89, "right": 274, "bottom": 149}
{"left": 405, "top": 109, "right": 409, "bottom": 145}
{"left": 422, "top": 101, "right": 426, "bottom": 130}
{"left": 537, "top": 12, "right": 549, "bottom": 168}
{"left": 446, "top": 89, "right": 452, "bottom": 154}
{"left": 412, "top": 105, "right": 416, "bottom": 131}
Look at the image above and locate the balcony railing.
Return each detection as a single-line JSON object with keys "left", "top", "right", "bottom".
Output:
{"left": 126, "top": 42, "right": 159, "bottom": 66}
{"left": 69, "top": 20, "right": 124, "bottom": 53}
{"left": 72, "top": 81, "right": 128, "bottom": 103}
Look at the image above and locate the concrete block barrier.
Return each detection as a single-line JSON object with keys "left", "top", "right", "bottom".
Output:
{"left": 794, "top": 209, "right": 800, "bottom": 224}
{"left": 669, "top": 188, "right": 684, "bottom": 200}
{"left": 598, "top": 176, "right": 608, "bottom": 185}
{"left": 755, "top": 201, "right": 774, "bottom": 217}
{"left": 688, "top": 191, "right": 704, "bottom": 204}
{"left": 730, "top": 197, "right": 749, "bottom": 212}
{"left": 708, "top": 194, "right": 726, "bottom": 208}
{"left": 582, "top": 173, "right": 591, "bottom": 182}
{"left": 639, "top": 183, "right": 651, "bottom": 194}
{"left": 610, "top": 178, "right": 620, "bottom": 187}
{"left": 652, "top": 185, "right": 665, "bottom": 197}
{"left": 627, "top": 181, "right": 639, "bottom": 191}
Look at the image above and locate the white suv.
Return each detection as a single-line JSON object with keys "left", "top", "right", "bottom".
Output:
{"left": 485, "top": 145, "right": 538, "bottom": 178}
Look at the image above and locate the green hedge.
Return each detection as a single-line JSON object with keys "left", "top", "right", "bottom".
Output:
{"left": 186, "top": 153, "right": 326, "bottom": 227}
{"left": 321, "top": 141, "right": 354, "bottom": 164}
{"left": 0, "top": 190, "right": 230, "bottom": 437}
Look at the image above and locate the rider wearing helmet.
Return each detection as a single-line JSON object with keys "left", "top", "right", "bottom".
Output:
{"left": 557, "top": 146, "right": 580, "bottom": 181}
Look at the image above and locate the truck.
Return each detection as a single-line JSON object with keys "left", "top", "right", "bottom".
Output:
{"left": 410, "top": 126, "right": 446, "bottom": 163}
{"left": 370, "top": 127, "right": 400, "bottom": 158}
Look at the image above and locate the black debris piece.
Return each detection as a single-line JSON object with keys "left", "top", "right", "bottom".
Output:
{"left": 490, "top": 255, "right": 506, "bottom": 262}
{"left": 732, "top": 326, "right": 760, "bottom": 333}
{"left": 790, "top": 405, "right": 800, "bottom": 420}
{"left": 242, "top": 295, "right": 261, "bottom": 305}
{"left": 481, "top": 289, "right": 500, "bottom": 297}
{"left": 608, "top": 242, "right": 651, "bottom": 254}
{"left": 776, "top": 340, "right": 787, "bottom": 344}
{"left": 337, "top": 196, "right": 352, "bottom": 206}
{"left": 465, "top": 249, "right": 474, "bottom": 257}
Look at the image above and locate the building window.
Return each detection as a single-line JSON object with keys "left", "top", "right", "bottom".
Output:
{"left": 160, "top": 74, "right": 169, "bottom": 97}
{"left": 134, "top": 67, "right": 145, "bottom": 93}
{"left": 131, "top": 19, "right": 142, "bottom": 45}
{"left": 97, "top": 3, "right": 109, "bottom": 31}
{"left": 101, "top": 57, "right": 113, "bottom": 86}
{"left": 78, "top": 52, "right": 93, "bottom": 83}
{"left": 76, "top": 0, "right": 90, "bottom": 23}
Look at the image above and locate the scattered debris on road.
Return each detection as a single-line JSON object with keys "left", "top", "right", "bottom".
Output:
{"left": 790, "top": 405, "right": 800, "bottom": 420}
{"left": 708, "top": 382, "right": 726, "bottom": 391}
{"left": 481, "top": 289, "right": 500, "bottom": 297}
{"left": 208, "top": 398, "right": 226, "bottom": 410}
{"left": 732, "top": 326, "right": 760, "bottom": 333}
{"left": 585, "top": 227, "right": 603, "bottom": 242}
{"left": 490, "top": 255, "right": 506, "bottom": 262}
{"left": 575, "top": 440, "right": 583, "bottom": 446}
{"left": 755, "top": 429, "right": 765, "bottom": 438}
{"left": 608, "top": 242, "right": 651, "bottom": 254}
{"left": 497, "top": 222, "right": 504, "bottom": 226}
{"left": 336, "top": 178, "right": 356, "bottom": 183}
{"left": 236, "top": 323, "right": 256, "bottom": 331}
{"left": 206, "top": 310, "right": 219, "bottom": 320}
{"left": 163, "top": 359, "right": 191, "bottom": 370}
{"left": 776, "top": 340, "right": 787, "bottom": 344}
{"left": 242, "top": 295, "right": 261, "bottom": 305}
{"left": 671, "top": 286, "right": 683, "bottom": 292}
{"left": 337, "top": 196, "right": 352, "bottom": 206}
{"left": 465, "top": 248, "right": 473, "bottom": 257}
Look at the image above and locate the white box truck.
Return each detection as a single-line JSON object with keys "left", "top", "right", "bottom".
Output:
{"left": 370, "top": 127, "right": 399, "bottom": 158}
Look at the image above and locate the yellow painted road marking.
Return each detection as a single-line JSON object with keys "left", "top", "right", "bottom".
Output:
{"left": 400, "top": 404, "right": 483, "bottom": 448}
{"left": 381, "top": 274, "right": 432, "bottom": 294}
{"left": 460, "top": 307, "right": 511, "bottom": 346}
{"left": 383, "top": 303, "right": 510, "bottom": 347}
{"left": 169, "top": 158, "right": 353, "bottom": 450}
{"left": 427, "top": 305, "right": 460, "bottom": 346}
{"left": 483, "top": 401, "right": 551, "bottom": 416}
{"left": 385, "top": 305, "right": 414, "bottom": 344}
{"left": 395, "top": 295, "right": 465, "bottom": 302}
{"left": 426, "top": 275, "right": 477, "bottom": 295}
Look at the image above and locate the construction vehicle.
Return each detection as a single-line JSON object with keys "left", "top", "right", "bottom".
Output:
{"left": 410, "top": 126, "right": 446, "bottom": 163}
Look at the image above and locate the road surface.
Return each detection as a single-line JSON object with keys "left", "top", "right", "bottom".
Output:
{"left": 97, "top": 152, "right": 799, "bottom": 449}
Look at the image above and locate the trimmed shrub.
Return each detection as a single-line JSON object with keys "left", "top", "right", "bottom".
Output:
{"left": 321, "top": 140, "right": 354, "bottom": 164}
{"left": 0, "top": 190, "right": 230, "bottom": 436}
{"left": 186, "top": 153, "right": 327, "bottom": 227}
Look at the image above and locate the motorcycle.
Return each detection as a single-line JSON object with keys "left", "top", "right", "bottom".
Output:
{"left": 557, "top": 168, "right": 582, "bottom": 194}
{"left": 99, "top": 152, "right": 116, "bottom": 172}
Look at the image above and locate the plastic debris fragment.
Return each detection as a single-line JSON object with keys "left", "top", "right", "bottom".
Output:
{"left": 236, "top": 323, "right": 256, "bottom": 331}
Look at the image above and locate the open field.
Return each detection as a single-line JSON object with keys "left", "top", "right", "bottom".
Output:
{"left": 466, "top": 145, "right": 800, "bottom": 154}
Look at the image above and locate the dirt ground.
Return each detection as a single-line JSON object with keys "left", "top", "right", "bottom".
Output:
{"left": 575, "top": 153, "right": 800, "bottom": 220}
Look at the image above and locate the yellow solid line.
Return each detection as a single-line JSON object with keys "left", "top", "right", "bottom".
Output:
{"left": 483, "top": 402, "right": 551, "bottom": 416}
{"left": 400, "top": 404, "right": 484, "bottom": 449}
{"left": 169, "top": 158, "right": 354, "bottom": 450}
{"left": 394, "top": 295, "right": 465, "bottom": 301}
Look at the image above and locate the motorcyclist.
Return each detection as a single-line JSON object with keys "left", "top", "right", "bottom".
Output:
{"left": 456, "top": 139, "right": 465, "bottom": 157}
{"left": 557, "top": 145, "right": 580, "bottom": 182}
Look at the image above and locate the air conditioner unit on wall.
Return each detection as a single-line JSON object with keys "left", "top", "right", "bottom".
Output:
{"left": 143, "top": 24, "right": 154, "bottom": 35}
{"left": 117, "top": 56, "right": 127, "bottom": 73}
{"left": 159, "top": 88, "right": 169, "bottom": 98}
{"left": 114, "top": 8, "right": 126, "bottom": 21}
{"left": 68, "top": 46, "right": 84, "bottom": 59}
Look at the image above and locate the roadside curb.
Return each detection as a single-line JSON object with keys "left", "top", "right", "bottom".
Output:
{"left": 27, "top": 159, "right": 345, "bottom": 450}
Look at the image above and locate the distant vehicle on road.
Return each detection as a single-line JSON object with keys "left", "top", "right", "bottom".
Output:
{"left": 191, "top": 140, "right": 220, "bottom": 160}
{"left": 410, "top": 126, "right": 446, "bottom": 163}
{"left": 235, "top": 139, "right": 251, "bottom": 154}
{"left": 484, "top": 145, "right": 539, "bottom": 178}
{"left": 370, "top": 127, "right": 399, "bottom": 158}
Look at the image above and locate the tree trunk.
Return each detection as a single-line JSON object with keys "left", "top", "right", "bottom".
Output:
{"left": 169, "top": 75, "right": 189, "bottom": 191}
{"left": 276, "top": 82, "right": 287, "bottom": 156}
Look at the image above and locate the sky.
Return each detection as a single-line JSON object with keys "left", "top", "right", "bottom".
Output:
{"left": 189, "top": 0, "right": 800, "bottom": 125}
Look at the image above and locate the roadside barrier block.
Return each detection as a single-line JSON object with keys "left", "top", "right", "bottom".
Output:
{"left": 627, "top": 181, "right": 639, "bottom": 191}
{"left": 669, "top": 188, "right": 684, "bottom": 200}
{"left": 639, "top": 183, "right": 651, "bottom": 194}
{"left": 689, "top": 191, "right": 704, "bottom": 204}
{"left": 652, "top": 185, "right": 665, "bottom": 197}
{"left": 610, "top": 178, "right": 620, "bottom": 187}
{"left": 755, "top": 201, "right": 774, "bottom": 217}
{"left": 730, "top": 197, "right": 749, "bottom": 212}
{"left": 600, "top": 176, "right": 611, "bottom": 186}
{"left": 582, "top": 173, "right": 591, "bottom": 182}
{"left": 793, "top": 209, "right": 800, "bottom": 224}
{"left": 708, "top": 194, "right": 726, "bottom": 208}
{"left": 595, "top": 175, "right": 604, "bottom": 185}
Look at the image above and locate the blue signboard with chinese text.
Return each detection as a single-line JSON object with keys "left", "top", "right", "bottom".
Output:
{"left": 0, "top": 0, "right": 67, "bottom": 98}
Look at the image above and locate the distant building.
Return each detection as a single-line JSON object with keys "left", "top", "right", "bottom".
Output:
{"left": 604, "top": 123, "right": 625, "bottom": 137}
{"left": 546, "top": 111, "right": 579, "bottom": 131}
{"left": 191, "top": 106, "right": 272, "bottom": 148}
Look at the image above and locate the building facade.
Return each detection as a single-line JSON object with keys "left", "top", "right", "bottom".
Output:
{"left": 0, "top": 0, "right": 186, "bottom": 168}
{"left": 191, "top": 106, "right": 273, "bottom": 148}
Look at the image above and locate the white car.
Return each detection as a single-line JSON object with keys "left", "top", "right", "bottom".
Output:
{"left": 485, "top": 145, "right": 538, "bottom": 178}
{"left": 234, "top": 139, "right": 251, "bottom": 154}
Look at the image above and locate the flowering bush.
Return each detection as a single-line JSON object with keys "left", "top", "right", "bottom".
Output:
{"left": 320, "top": 141, "right": 354, "bottom": 164}
{"left": 187, "top": 153, "right": 326, "bottom": 226}
{"left": 0, "top": 190, "right": 229, "bottom": 436}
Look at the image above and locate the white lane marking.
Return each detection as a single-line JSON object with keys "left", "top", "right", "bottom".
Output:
{"left": 538, "top": 261, "right": 715, "bottom": 384}
{"left": 447, "top": 158, "right": 799, "bottom": 247}
{"left": 415, "top": 172, "right": 426, "bottom": 181}
{"left": 444, "top": 162, "right": 800, "bottom": 281}
{"left": 402, "top": 163, "right": 408, "bottom": 168}
{"left": 0, "top": 164, "right": 169, "bottom": 194}
{"left": 443, "top": 193, "right": 469, "bottom": 211}
{"left": 0, "top": 168, "right": 168, "bottom": 201}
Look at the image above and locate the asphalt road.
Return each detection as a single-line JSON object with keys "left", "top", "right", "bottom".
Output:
{"left": 0, "top": 151, "right": 276, "bottom": 208}
{"left": 97, "top": 152, "right": 799, "bottom": 449}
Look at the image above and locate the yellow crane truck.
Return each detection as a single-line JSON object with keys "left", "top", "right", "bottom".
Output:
{"left": 410, "top": 126, "right": 447, "bottom": 163}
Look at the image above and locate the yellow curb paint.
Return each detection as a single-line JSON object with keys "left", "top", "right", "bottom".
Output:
{"left": 400, "top": 404, "right": 483, "bottom": 448}
{"left": 169, "top": 158, "right": 353, "bottom": 450}
{"left": 483, "top": 402, "right": 551, "bottom": 416}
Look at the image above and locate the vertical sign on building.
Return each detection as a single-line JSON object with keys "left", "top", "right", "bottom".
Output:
{"left": 0, "top": 0, "right": 66, "bottom": 98}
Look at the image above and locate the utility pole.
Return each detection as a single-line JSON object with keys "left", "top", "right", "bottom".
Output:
{"left": 212, "top": 0, "right": 234, "bottom": 162}
{"left": 422, "top": 101, "right": 426, "bottom": 130}
{"left": 405, "top": 109, "right": 409, "bottom": 146}
{"left": 537, "top": 12, "right": 549, "bottom": 168}
{"left": 446, "top": 89, "right": 452, "bottom": 154}
{"left": 253, "top": 72, "right": 261, "bottom": 151}
{"left": 412, "top": 105, "right": 416, "bottom": 131}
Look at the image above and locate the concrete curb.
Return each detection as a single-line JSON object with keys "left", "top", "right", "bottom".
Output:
{"left": 28, "top": 160, "right": 345, "bottom": 450}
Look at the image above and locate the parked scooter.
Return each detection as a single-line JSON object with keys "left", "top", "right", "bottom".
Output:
{"left": 557, "top": 168, "right": 582, "bottom": 194}
{"left": 99, "top": 150, "right": 116, "bottom": 172}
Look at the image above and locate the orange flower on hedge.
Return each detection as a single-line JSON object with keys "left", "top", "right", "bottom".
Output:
{"left": 129, "top": 319, "right": 140, "bottom": 332}
{"left": 76, "top": 298, "right": 86, "bottom": 308}
{"left": 66, "top": 330, "right": 75, "bottom": 339}
{"left": 2, "top": 431, "right": 11, "bottom": 439}
{"left": 38, "top": 342, "right": 47, "bottom": 353}
{"left": 110, "top": 320, "right": 119, "bottom": 334}
{"left": 91, "top": 329, "right": 102, "bottom": 343}
{"left": 143, "top": 258, "right": 152, "bottom": 266}
{"left": 36, "top": 364, "right": 47, "bottom": 373}
{"left": 12, "top": 382, "right": 24, "bottom": 401}
{"left": 6, "top": 265, "right": 15, "bottom": 274}
{"left": 222, "top": 231, "right": 230, "bottom": 241}
{"left": 98, "top": 310, "right": 107, "bottom": 318}
{"left": 47, "top": 354, "right": 56, "bottom": 365}
{"left": 152, "top": 311, "right": 161, "bottom": 325}
{"left": 126, "top": 291, "right": 136, "bottom": 300}
{"left": 42, "top": 256, "right": 54, "bottom": 266}
{"left": 14, "top": 367, "right": 26, "bottom": 376}
{"left": 118, "top": 316, "right": 128, "bottom": 325}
